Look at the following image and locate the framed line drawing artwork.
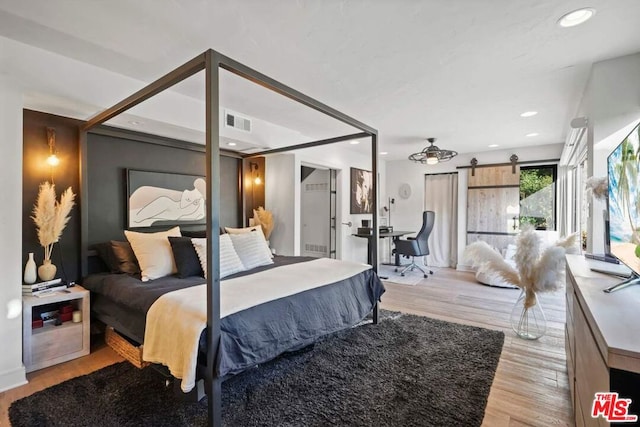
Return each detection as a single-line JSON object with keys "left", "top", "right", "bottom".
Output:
{"left": 350, "top": 167, "right": 373, "bottom": 214}
{"left": 127, "top": 169, "right": 206, "bottom": 229}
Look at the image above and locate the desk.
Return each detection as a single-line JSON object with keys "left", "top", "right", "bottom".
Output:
{"left": 353, "top": 230, "right": 412, "bottom": 266}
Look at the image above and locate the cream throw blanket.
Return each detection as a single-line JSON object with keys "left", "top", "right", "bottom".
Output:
{"left": 142, "top": 258, "right": 371, "bottom": 392}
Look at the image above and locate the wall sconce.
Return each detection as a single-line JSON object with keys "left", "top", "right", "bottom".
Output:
{"left": 249, "top": 162, "right": 262, "bottom": 185}
{"left": 46, "top": 127, "right": 60, "bottom": 167}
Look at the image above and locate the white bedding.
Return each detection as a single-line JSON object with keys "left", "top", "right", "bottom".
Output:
{"left": 142, "top": 258, "right": 370, "bottom": 392}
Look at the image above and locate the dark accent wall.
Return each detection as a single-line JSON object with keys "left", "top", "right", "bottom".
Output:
{"left": 86, "top": 129, "right": 243, "bottom": 245}
{"left": 23, "top": 111, "right": 265, "bottom": 282}
{"left": 23, "top": 110, "right": 82, "bottom": 282}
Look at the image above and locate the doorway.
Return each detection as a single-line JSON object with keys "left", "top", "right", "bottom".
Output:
{"left": 300, "top": 166, "right": 337, "bottom": 258}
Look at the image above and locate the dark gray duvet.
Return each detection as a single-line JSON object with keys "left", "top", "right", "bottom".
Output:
{"left": 83, "top": 256, "right": 385, "bottom": 377}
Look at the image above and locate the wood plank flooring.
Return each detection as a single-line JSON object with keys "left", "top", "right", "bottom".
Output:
{"left": 381, "top": 268, "right": 573, "bottom": 427}
{"left": 0, "top": 267, "right": 572, "bottom": 426}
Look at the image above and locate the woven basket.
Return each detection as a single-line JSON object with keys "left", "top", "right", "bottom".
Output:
{"left": 105, "top": 326, "right": 150, "bottom": 369}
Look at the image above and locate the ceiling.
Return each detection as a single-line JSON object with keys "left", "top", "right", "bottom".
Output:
{"left": 1, "top": 0, "right": 640, "bottom": 159}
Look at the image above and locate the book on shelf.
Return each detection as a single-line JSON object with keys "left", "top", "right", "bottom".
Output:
{"left": 22, "top": 283, "right": 66, "bottom": 293}
{"left": 22, "top": 278, "right": 62, "bottom": 290}
{"left": 23, "top": 284, "right": 68, "bottom": 297}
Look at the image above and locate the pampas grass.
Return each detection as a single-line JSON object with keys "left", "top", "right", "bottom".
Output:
{"left": 585, "top": 176, "right": 608, "bottom": 201}
{"left": 464, "top": 226, "right": 578, "bottom": 308}
{"left": 253, "top": 207, "right": 274, "bottom": 240}
{"left": 31, "top": 182, "right": 75, "bottom": 261}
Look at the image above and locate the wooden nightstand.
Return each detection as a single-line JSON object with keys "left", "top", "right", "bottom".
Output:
{"left": 22, "top": 286, "right": 90, "bottom": 373}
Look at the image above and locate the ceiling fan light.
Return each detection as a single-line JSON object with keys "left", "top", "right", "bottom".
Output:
{"left": 409, "top": 137, "right": 457, "bottom": 166}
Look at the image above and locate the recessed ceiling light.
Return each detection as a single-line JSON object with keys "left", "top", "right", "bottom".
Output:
{"left": 128, "top": 120, "right": 142, "bottom": 125}
{"left": 380, "top": 151, "right": 388, "bottom": 155}
{"left": 526, "top": 132, "right": 539, "bottom": 137}
{"left": 520, "top": 111, "right": 538, "bottom": 118}
{"left": 488, "top": 144, "right": 499, "bottom": 148}
{"left": 558, "top": 8, "right": 595, "bottom": 28}
{"left": 350, "top": 140, "right": 360, "bottom": 145}
{"left": 227, "top": 142, "right": 237, "bottom": 146}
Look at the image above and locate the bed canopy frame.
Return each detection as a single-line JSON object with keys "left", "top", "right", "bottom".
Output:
{"left": 79, "top": 49, "right": 379, "bottom": 427}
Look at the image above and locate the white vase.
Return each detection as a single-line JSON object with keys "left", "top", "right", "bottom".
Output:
{"left": 24, "top": 252, "right": 37, "bottom": 284}
{"left": 38, "top": 259, "right": 57, "bottom": 281}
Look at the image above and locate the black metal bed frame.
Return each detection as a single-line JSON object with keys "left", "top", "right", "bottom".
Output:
{"left": 79, "top": 49, "right": 379, "bottom": 427}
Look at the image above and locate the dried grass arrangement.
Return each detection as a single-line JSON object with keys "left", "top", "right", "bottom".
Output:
{"left": 252, "top": 207, "right": 274, "bottom": 240}
{"left": 31, "top": 182, "right": 76, "bottom": 262}
{"left": 464, "top": 226, "right": 578, "bottom": 308}
{"left": 585, "top": 176, "right": 608, "bottom": 201}
{"left": 464, "top": 226, "right": 577, "bottom": 339}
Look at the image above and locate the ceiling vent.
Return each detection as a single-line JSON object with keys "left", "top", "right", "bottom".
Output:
{"left": 225, "top": 111, "right": 251, "bottom": 133}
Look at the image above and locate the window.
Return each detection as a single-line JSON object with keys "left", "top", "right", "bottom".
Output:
{"left": 578, "top": 156, "right": 589, "bottom": 249}
{"left": 519, "top": 165, "right": 557, "bottom": 231}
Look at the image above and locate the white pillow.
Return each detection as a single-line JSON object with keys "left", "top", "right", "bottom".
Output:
{"left": 224, "top": 225, "right": 273, "bottom": 258}
{"left": 228, "top": 232, "right": 274, "bottom": 270}
{"left": 191, "top": 235, "right": 246, "bottom": 279}
{"left": 124, "top": 226, "right": 181, "bottom": 282}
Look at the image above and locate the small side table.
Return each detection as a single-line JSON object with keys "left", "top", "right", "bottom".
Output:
{"left": 22, "top": 286, "right": 90, "bottom": 373}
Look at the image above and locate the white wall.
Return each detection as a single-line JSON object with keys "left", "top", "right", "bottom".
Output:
{"left": 386, "top": 143, "right": 563, "bottom": 269}
{"left": 571, "top": 52, "right": 640, "bottom": 253}
{"left": 266, "top": 143, "right": 384, "bottom": 264}
{"left": 265, "top": 154, "right": 297, "bottom": 256}
{"left": 0, "top": 77, "right": 27, "bottom": 392}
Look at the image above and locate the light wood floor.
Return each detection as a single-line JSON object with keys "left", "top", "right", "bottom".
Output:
{"left": 381, "top": 268, "right": 573, "bottom": 427}
{"left": 0, "top": 268, "right": 572, "bottom": 426}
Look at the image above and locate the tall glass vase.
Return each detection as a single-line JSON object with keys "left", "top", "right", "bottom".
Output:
{"left": 510, "top": 288, "right": 546, "bottom": 340}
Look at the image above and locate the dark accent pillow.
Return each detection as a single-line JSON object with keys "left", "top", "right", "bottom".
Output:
{"left": 110, "top": 240, "right": 141, "bottom": 275}
{"left": 181, "top": 228, "right": 225, "bottom": 238}
{"left": 168, "top": 236, "right": 204, "bottom": 278}
{"left": 180, "top": 229, "right": 207, "bottom": 239}
{"left": 93, "top": 242, "right": 119, "bottom": 273}
{"left": 181, "top": 229, "right": 207, "bottom": 238}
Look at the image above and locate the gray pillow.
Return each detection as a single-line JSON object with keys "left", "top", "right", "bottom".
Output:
{"left": 110, "top": 240, "right": 141, "bottom": 275}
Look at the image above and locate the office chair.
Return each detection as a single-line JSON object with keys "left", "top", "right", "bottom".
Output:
{"left": 394, "top": 211, "right": 435, "bottom": 278}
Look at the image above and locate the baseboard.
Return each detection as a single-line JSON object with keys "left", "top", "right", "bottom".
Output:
{"left": 0, "top": 365, "right": 27, "bottom": 393}
{"left": 456, "top": 264, "right": 475, "bottom": 272}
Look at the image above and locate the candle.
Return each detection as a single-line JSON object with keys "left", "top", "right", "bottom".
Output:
{"left": 72, "top": 310, "right": 82, "bottom": 323}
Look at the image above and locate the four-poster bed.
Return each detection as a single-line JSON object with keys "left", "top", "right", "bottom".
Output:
{"left": 79, "top": 49, "right": 381, "bottom": 426}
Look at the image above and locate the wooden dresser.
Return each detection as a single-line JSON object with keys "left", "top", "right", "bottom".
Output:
{"left": 565, "top": 255, "right": 640, "bottom": 426}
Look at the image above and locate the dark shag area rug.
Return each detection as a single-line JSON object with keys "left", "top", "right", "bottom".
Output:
{"left": 10, "top": 312, "right": 504, "bottom": 427}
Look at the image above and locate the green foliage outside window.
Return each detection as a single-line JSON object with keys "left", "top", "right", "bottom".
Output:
{"left": 520, "top": 166, "right": 556, "bottom": 230}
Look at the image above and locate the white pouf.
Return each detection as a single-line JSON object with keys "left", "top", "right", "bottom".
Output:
{"left": 475, "top": 270, "right": 518, "bottom": 289}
